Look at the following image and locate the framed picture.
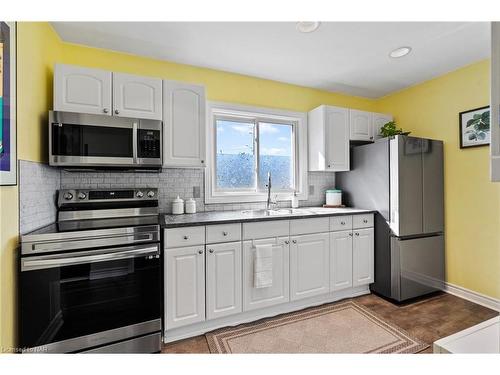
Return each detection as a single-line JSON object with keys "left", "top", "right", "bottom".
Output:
{"left": 0, "top": 21, "right": 16, "bottom": 185}
{"left": 459, "top": 106, "right": 490, "bottom": 149}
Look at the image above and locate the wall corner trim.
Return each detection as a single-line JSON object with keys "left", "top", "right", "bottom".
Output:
{"left": 444, "top": 282, "right": 500, "bottom": 312}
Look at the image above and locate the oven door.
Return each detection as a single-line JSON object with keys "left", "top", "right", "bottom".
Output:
{"left": 20, "top": 244, "right": 161, "bottom": 353}
{"left": 49, "top": 111, "right": 136, "bottom": 167}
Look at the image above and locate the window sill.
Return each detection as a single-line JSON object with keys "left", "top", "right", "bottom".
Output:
{"left": 205, "top": 191, "right": 308, "bottom": 205}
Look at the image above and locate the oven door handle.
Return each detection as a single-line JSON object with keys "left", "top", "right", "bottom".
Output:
{"left": 21, "top": 245, "right": 159, "bottom": 272}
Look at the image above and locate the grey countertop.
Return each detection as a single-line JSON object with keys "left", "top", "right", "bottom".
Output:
{"left": 161, "top": 207, "right": 375, "bottom": 228}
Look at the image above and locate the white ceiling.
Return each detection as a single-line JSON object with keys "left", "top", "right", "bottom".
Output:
{"left": 51, "top": 22, "right": 490, "bottom": 98}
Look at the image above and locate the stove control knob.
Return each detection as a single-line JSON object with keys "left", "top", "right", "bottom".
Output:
{"left": 136, "top": 191, "right": 144, "bottom": 198}
{"left": 147, "top": 190, "right": 155, "bottom": 198}
{"left": 63, "top": 192, "right": 73, "bottom": 200}
{"left": 77, "top": 192, "right": 87, "bottom": 200}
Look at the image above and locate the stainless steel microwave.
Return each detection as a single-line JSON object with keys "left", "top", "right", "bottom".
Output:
{"left": 49, "top": 111, "right": 162, "bottom": 169}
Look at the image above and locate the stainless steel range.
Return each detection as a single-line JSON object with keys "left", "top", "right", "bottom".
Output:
{"left": 20, "top": 188, "right": 162, "bottom": 353}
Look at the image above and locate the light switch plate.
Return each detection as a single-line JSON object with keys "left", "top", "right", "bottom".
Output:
{"left": 193, "top": 186, "right": 201, "bottom": 198}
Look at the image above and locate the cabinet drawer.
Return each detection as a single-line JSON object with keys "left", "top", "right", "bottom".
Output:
{"left": 353, "top": 214, "right": 374, "bottom": 229}
{"left": 243, "top": 220, "right": 289, "bottom": 240}
{"left": 206, "top": 223, "right": 241, "bottom": 244}
{"left": 290, "top": 218, "right": 329, "bottom": 235}
{"left": 330, "top": 216, "right": 353, "bottom": 231}
{"left": 165, "top": 226, "right": 205, "bottom": 248}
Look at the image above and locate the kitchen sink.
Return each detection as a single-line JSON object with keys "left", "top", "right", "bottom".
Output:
{"left": 241, "top": 208, "right": 313, "bottom": 216}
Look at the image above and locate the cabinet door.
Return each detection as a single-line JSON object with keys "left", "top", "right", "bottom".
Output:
{"left": 352, "top": 228, "right": 374, "bottom": 287}
{"left": 243, "top": 237, "right": 290, "bottom": 311}
{"left": 54, "top": 64, "right": 112, "bottom": 115}
{"left": 165, "top": 246, "right": 205, "bottom": 330}
{"left": 206, "top": 241, "right": 242, "bottom": 320}
{"left": 330, "top": 230, "right": 353, "bottom": 291}
{"left": 163, "top": 81, "right": 206, "bottom": 167}
{"left": 113, "top": 72, "right": 162, "bottom": 120}
{"left": 290, "top": 232, "right": 330, "bottom": 301}
{"left": 325, "top": 106, "right": 350, "bottom": 171}
{"left": 350, "top": 109, "right": 373, "bottom": 141}
{"left": 372, "top": 113, "right": 393, "bottom": 140}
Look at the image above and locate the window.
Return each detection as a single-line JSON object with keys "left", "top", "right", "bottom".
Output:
{"left": 206, "top": 102, "right": 308, "bottom": 204}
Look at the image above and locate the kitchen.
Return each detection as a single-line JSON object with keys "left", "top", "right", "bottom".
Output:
{"left": 1, "top": 6, "right": 500, "bottom": 372}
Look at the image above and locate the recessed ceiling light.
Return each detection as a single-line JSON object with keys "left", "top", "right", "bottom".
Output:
{"left": 389, "top": 46, "right": 412, "bottom": 58}
{"left": 296, "top": 22, "right": 320, "bottom": 33}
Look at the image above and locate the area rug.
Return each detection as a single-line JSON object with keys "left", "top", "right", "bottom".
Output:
{"left": 205, "top": 300, "right": 429, "bottom": 353}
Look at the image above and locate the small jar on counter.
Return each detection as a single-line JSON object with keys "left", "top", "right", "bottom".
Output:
{"left": 326, "top": 189, "right": 342, "bottom": 206}
{"left": 172, "top": 196, "right": 184, "bottom": 215}
{"left": 185, "top": 198, "right": 196, "bottom": 214}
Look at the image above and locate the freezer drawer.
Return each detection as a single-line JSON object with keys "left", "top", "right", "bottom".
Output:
{"left": 390, "top": 234, "right": 445, "bottom": 301}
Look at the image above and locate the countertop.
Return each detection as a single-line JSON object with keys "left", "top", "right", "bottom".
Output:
{"left": 161, "top": 207, "right": 375, "bottom": 228}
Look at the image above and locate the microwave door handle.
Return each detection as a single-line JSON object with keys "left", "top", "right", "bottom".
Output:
{"left": 133, "top": 121, "right": 138, "bottom": 164}
{"left": 22, "top": 246, "right": 159, "bottom": 271}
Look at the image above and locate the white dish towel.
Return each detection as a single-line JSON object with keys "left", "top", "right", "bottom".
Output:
{"left": 254, "top": 244, "right": 273, "bottom": 288}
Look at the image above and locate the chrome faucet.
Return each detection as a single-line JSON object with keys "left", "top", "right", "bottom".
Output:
{"left": 266, "top": 172, "right": 274, "bottom": 210}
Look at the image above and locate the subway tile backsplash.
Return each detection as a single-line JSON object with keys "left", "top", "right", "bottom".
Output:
{"left": 19, "top": 160, "right": 61, "bottom": 234}
{"left": 20, "top": 161, "right": 336, "bottom": 232}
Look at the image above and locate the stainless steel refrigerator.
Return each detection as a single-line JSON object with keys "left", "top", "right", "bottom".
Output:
{"left": 336, "top": 135, "right": 445, "bottom": 302}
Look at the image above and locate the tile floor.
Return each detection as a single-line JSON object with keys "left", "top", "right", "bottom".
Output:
{"left": 162, "top": 292, "right": 499, "bottom": 354}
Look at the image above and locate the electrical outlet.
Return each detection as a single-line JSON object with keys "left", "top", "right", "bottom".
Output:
{"left": 193, "top": 186, "right": 201, "bottom": 198}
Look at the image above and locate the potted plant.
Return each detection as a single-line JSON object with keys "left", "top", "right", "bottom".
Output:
{"left": 379, "top": 121, "right": 410, "bottom": 138}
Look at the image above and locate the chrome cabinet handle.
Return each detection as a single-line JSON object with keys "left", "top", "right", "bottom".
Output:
{"left": 198, "top": 249, "right": 204, "bottom": 255}
{"left": 292, "top": 240, "right": 297, "bottom": 244}
{"left": 114, "top": 109, "right": 120, "bottom": 115}
{"left": 209, "top": 249, "right": 214, "bottom": 254}
{"left": 103, "top": 108, "right": 109, "bottom": 114}
{"left": 363, "top": 219, "right": 368, "bottom": 223}
{"left": 355, "top": 232, "right": 360, "bottom": 236}
{"left": 201, "top": 160, "right": 205, "bottom": 164}
{"left": 183, "top": 235, "right": 189, "bottom": 240}
{"left": 348, "top": 233, "right": 353, "bottom": 237}
{"left": 222, "top": 231, "right": 228, "bottom": 236}
{"left": 340, "top": 221, "right": 345, "bottom": 225}
{"left": 284, "top": 240, "right": 290, "bottom": 245}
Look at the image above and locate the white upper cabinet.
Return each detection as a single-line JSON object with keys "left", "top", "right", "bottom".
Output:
{"left": 349, "top": 109, "right": 373, "bottom": 141}
{"left": 54, "top": 64, "right": 112, "bottom": 115}
{"left": 112, "top": 72, "right": 162, "bottom": 120}
{"left": 308, "top": 105, "right": 350, "bottom": 172}
{"left": 372, "top": 112, "right": 393, "bottom": 140}
{"left": 163, "top": 81, "right": 206, "bottom": 167}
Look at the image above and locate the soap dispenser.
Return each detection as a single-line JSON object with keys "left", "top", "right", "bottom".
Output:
{"left": 291, "top": 191, "right": 299, "bottom": 208}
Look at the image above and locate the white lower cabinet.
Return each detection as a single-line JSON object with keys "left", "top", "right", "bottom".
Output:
{"left": 165, "top": 245, "right": 206, "bottom": 330}
{"left": 243, "top": 237, "right": 290, "bottom": 311}
{"left": 352, "top": 228, "right": 375, "bottom": 287}
{"left": 290, "top": 232, "right": 330, "bottom": 301}
{"left": 330, "top": 230, "right": 353, "bottom": 291}
{"left": 206, "top": 241, "right": 242, "bottom": 320}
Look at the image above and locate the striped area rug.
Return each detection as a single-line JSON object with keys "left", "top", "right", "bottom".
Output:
{"left": 206, "top": 300, "right": 429, "bottom": 354}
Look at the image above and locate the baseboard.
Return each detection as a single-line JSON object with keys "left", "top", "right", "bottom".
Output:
{"left": 444, "top": 282, "right": 500, "bottom": 312}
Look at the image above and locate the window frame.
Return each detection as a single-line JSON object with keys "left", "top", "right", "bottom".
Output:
{"left": 205, "top": 101, "right": 308, "bottom": 204}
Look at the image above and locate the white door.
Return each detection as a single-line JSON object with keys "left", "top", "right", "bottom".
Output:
{"left": 325, "top": 106, "right": 350, "bottom": 171}
{"left": 112, "top": 72, "right": 162, "bottom": 120}
{"left": 372, "top": 113, "right": 393, "bottom": 140}
{"left": 350, "top": 109, "right": 373, "bottom": 141}
{"left": 165, "top": 246, "right": 205, "bottom": 330}
{"left": 163, "top": 81, "right": 206, "bottom": 167}
{"left": 330, "top": 230, "right": 353, "bottom": 291}
{"left": 290, "top": 232, "right": 330, "bottom": 301}
{"left": 54, "top": 64, "right": 112, "bottom": 115}
{"left": 352, "top": 228, "right": 374, "bottom": 287}
{"left": 243, "top": 237, "right": 290, "bottom": 311}
{"left": 206, "top": 241, "right": 242, "bottom": 320}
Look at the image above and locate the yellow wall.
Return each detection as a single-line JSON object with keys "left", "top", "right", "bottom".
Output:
{"left": 377, "top": 59, "right": 500, "bottom": 299}
{"left": 0, "top": 22, "right": 377, "bottom": 351}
